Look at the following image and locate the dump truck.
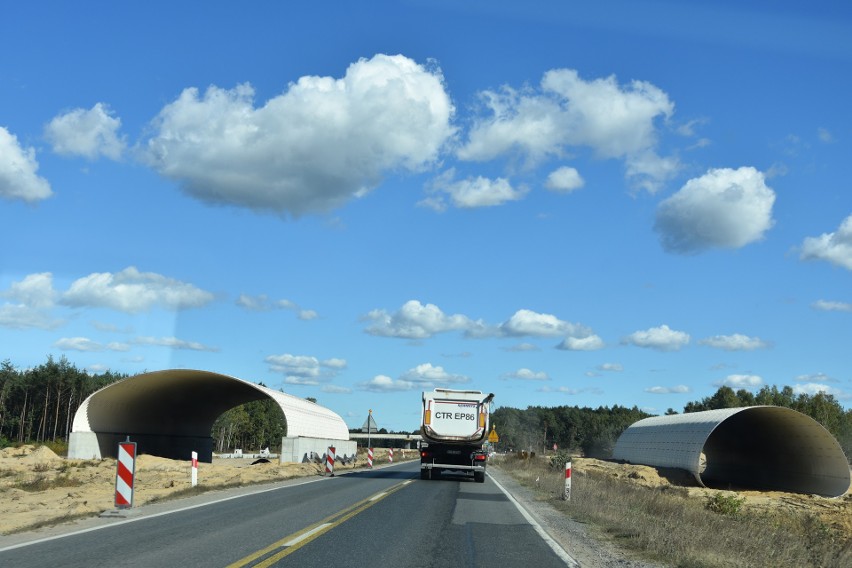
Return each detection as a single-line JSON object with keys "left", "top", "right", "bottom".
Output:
{"left": 419, "top": 388, "right": 494, "bottom": 482}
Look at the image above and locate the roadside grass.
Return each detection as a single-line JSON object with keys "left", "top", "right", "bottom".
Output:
{"left": 13, "top": 473, "right": 83, "bottom": 492}
{"left": 495, "top": 455, "right": 851, "bottom": 568}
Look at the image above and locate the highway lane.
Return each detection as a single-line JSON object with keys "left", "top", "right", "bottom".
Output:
{"left": 0, "top": 461, "right": 575, "bottom": 567}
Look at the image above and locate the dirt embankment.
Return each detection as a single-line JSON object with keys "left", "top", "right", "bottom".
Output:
{"left": 0, "top": 445, "right": 411, "bottom": 535}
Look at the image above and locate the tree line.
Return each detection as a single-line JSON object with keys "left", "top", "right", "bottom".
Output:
{"left": 0, "top": 356, "right": 126, "bottom": 447}
{"left": 492, "top": 385, "right": 852, "bottom": 461}
{"left": 211, "top": 395, "right": 286, "bottom": 453}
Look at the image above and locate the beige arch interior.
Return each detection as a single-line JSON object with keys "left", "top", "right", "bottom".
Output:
{"left": 613, "top": 406, "right": 850, "bottom": 498}
{"left": 69, "top": 369, "right": 349, "bottom": 462}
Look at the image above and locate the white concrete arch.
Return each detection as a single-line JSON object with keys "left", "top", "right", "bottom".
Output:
{"left": 613, "top": 406, "right": 850, "bottom": 497}
{"left": 68, "top": 369, "right": 349, "bottom": 462}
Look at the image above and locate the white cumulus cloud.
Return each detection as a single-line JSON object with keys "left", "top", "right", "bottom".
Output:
{"left": 654, "top": 167, "right": 775, "bottom": 254}
{"left": 793, "top": 383, "right": 846, "bottom": 398}
{"left": 716, "top": 374, "right": 763, "bottom": 388}
{"left": 0, "top": 273, "right": 62, "bottom": 330}
{"left": 358, "top": 363, "right": 470, "bottom": 392}
{"left": 359, "top": 375, "right": 413, "bottom": 392}
{"left": 545, "top": 166, "right": 584, "bottom": 193}
{"left": 500, "top": 309, "right": 587, "bottom": 338}
{"left": 45, "top": 102, "right": 126, "bottom": 160}
{"left": 237, "top": 293, "right": 318, "bottom": 320}
{"left": 4, "top": 273, "right": 57, "bottom": 309}
{"left": 142, "top": 54, "right": 455, "bottom": 217}
{"left": 645, "top": 385, "right": 691, "bottom": 394}
{"left": 0, "top": 127, "right": 52, "bottom": 202}
{"left": 54, "top": 337, "right": 130, "bottom": 352}
{"left": 699, "top": 333, "right": 769, "bottom": 351}
{"left": 265, "top": 353, "right": 345, "bottom": 385}
{"left": 458, "top": 68, "right": 677, "bottom": 192}
{"left": 364, "top": 300, "right": 480, "bottom": 339}
{"left": 799, "top": 214, "right": 852, "bottom": 270}
{"left": 421, "top": 169, "right": 527, "bottom": 210}
{"left": 133, "top": 336, "right": 218, "bottom": 352}
{"left": 812, "top": 300, "right": 852, "bottom": 312}
{"left": 503, "top": 368, "right": 550, "bottom": 381}
{"left": 62, "top": 267, "right": 214, "bottom": 313}
{"left": 557, "top": 335, "right": 605, "bottom": 351}
{"left": 624, "top": 324, "right": 690, "bottom": 351}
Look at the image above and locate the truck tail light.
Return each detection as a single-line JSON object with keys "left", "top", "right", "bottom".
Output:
{"left": 474, "top": 453, "right": 487, "bottom": 462}
{"left": 420, "top": 450, "right": 430, "bottom": 458}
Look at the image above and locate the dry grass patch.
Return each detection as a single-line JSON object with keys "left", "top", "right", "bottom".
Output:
{"left": 495, "top": 455, "right": 851, "bottom": 568}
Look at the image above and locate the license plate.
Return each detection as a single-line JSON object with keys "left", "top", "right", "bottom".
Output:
{"left": 447, "top": 450, "right": 461, "bottom": 455}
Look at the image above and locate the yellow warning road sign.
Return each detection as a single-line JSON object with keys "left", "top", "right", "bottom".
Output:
{"left": 488, "top": 428, "right": 499, "bottom": 443}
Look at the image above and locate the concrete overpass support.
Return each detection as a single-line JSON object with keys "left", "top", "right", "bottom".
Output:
{"left": 280, "top": 437, "right": 357, "bottom": 464}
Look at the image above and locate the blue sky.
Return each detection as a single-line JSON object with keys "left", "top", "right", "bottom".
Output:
{"left": 2, "top": 1, "right": 851, "bottom": 432}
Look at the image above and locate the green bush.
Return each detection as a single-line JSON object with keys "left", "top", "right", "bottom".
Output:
{"left": 549, "top": 450, "right": 572, "bottom": 470}
{"left": 705, "top": 493, "right": 745, "bottom": 516}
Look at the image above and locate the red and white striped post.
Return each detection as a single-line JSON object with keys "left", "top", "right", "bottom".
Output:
{"left": 367, "top": 447, "right": 373, "bottom": 468}
{"left": 563, "top": 460, "right": 572, "bottom": 501}
{"left": 191, "top": 451, "right": 198, "bottom": 487}
{"left": 325, "top": 446, "right": 336, "bottom": 476}
{"left": 389, "top": 448, "right": 394, "bottom": 463}
{"left": 115, "top": 441, "right": 136, "bottom": 509}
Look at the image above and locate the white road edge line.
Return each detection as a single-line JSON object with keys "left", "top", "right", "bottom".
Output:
{"left": 489, "top": 474, "right": 580, "bottom": 568}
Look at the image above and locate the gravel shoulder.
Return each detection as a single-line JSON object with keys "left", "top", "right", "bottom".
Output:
{"left": 488, "top": 465, "right": 667, "bottom": 568}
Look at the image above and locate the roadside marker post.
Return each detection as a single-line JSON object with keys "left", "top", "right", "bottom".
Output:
{"left": 325, "top": 446, "right": 336, "bottom": 476}
{"left": 367, "top": 447, "right": 373, "bottom": 468}
{"left": 389, "top": 448, "right": 394, "bottom": 463}
{"left": 563, "top": 460, "right": 572, "bottom": 501}
{"left": 191, "top": 451, "right": 198, "bottom": 487}
{"left": 114, "top": 441, "right": 137, "bottom": 509}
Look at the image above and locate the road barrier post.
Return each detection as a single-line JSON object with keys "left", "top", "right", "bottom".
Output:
{"left": 389, "top": 448, "right": 394, "bottom": 463}
{"left": 367, "top": 447, "right": 373, "bottom": 468}
{"left": 563, "top": 460, "right": 572, "bottom": 501}
{"left": 191, "top": 451, "right": 198, "bottom": 487}
{"left": 114, "top": 441, "right": 136, "bottom": 509}
{"left": 326, "top": 446, "right": 335, "bottom": 476}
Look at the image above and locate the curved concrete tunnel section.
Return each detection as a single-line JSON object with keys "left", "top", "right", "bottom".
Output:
{"left": 613, "top": 406, "right": 850, "bottom": 497}
{"left": 68, "top": 369, "right": 350, "bottom": 463}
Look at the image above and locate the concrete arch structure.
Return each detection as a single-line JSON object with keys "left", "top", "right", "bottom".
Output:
{"left": 68, "top": 369, "right": 350, "bottom": 463}
{"left": 613, "top": 406, "right": 850, "bottom": 497}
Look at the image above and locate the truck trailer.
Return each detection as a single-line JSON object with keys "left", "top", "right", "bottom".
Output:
{"left": 419, "top": 388, "right": 494, "bottom": 482}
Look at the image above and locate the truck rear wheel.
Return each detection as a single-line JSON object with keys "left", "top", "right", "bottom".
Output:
{"left": 474, "top": 471, "right": 485, "bottom": 483}
{"left": 420, "top": 468, "right": 430, "bottom": 480}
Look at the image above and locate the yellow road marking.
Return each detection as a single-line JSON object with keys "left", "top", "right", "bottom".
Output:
{"left": 227, "top": 480, "right": 412, "bottom": 568}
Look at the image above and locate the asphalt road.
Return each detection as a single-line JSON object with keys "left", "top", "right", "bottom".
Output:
{"left": 0, "top": 461, "right": 576, "bottom": 567}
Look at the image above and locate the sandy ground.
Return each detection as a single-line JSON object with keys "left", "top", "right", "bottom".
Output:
{"left": 0, "top": 445, "right": 412, "bottom": 535}
{"left": 1, "top": 446, "right": 850, "bottom": 545}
